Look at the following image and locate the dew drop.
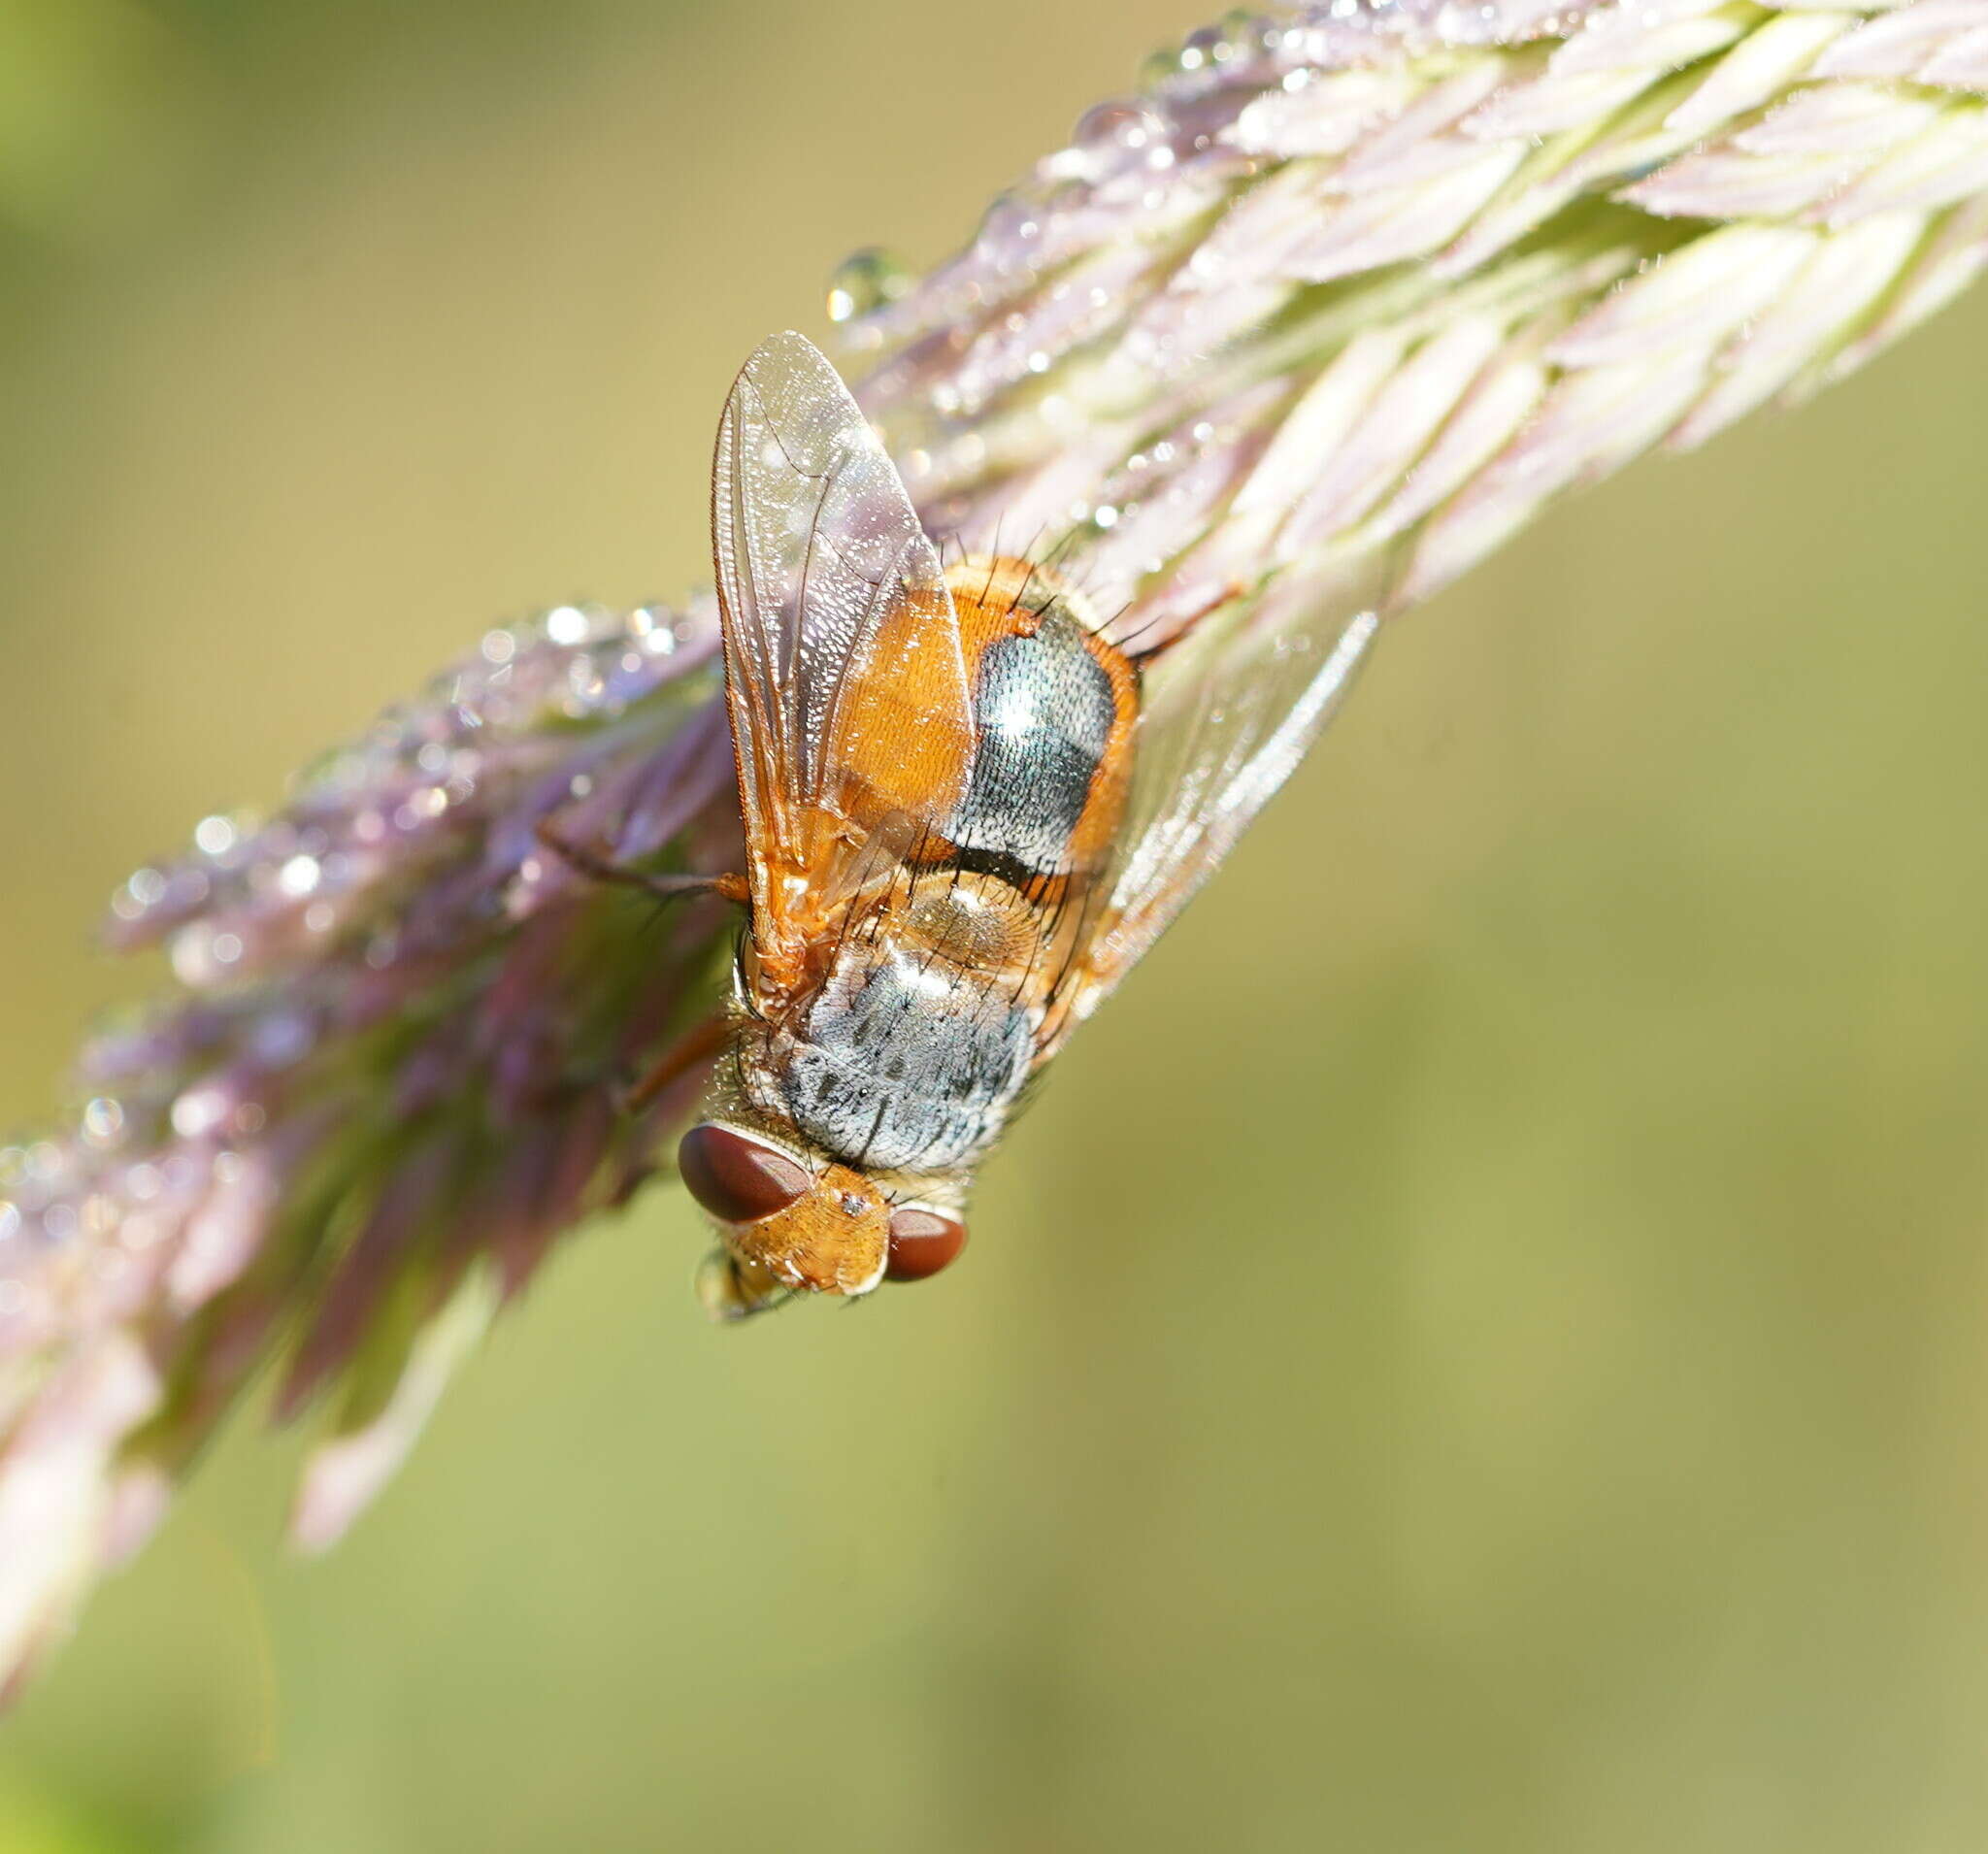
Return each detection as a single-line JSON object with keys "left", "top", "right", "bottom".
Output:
{"left": 976, "top": 193, "right": 1045, "bottom": 268}
{"left": 826, "top": 248, "right": 912, "bottom": 323}
{"left": 169, "top": 926, "right": 219, "bottom": 985}
{"left": 1074, "top": 99, "right": 1163, "bottom": 158}
{"left": 194, "top": 815, "right": 238, "bottom": 857}
{"left": 81, "top": 1098, "right": 125, "bottom": 1146}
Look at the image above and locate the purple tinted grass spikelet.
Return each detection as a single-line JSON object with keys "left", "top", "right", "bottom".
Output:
{"left": 0, "top": 601, "right": 739, "bottom": 1692}
{"left": 851, "top": 0, "right": 1988, "bottom": 615}
{"left": 8, "top": 0, "right": 1988, "bottom": 1692}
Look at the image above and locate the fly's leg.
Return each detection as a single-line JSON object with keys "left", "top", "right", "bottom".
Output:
{"left": 618, "top": 1011, "right": 733, "bottom": 1116}
{"left": 534, "top": 823, "right": 743, "bottom": 1116}
{"left": 1110, "top": 578, "right": 1250, "bottom": 663}
{"left": 596, "top": 1012, "right": 732, "bottom": 1206}
{"left": 534, "top": 819, "right": 749, "bottom": 908}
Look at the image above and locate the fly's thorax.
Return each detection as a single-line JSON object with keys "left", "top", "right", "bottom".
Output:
{"left": 744, "top": 933, "right": 1034, "bottom": 1176}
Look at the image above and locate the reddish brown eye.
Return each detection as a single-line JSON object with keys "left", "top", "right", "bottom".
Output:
{"left": 885, "top": 1206, "right": 968, "bottom": 1283}
{"left": 678, "top": 1123, "right": 810, "bottom": 1225}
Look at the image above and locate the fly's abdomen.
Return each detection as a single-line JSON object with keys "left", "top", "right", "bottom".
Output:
{"left": 948, "top": 608, "right": 1120, "bottom": 885}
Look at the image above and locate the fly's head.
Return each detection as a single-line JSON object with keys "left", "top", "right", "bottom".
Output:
{"left": 678, "top": 1121, "right": 968, "bottom": 1319}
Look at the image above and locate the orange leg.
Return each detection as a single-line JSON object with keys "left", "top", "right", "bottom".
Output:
{"left": 1111, "top": 577, "right": 1250, "bottom": 663}
{"left": 535, "top": 819, "right": 749, "bottom": 908}
{"left": 619, "top": 1010, "right": 734, "bottom": 1115}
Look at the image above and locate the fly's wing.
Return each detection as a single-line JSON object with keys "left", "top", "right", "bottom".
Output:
{"left": 1052, "top": 570, "right": 1381, "bottom": 1038}
{"left": 712, "top": 331, "right": 974, "bottom": 995}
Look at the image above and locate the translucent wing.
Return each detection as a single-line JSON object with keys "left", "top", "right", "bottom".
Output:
{"left": 1055, "top": 570, "right": 1381, "bottom": 1035}
{"left": 712, "top": 331, "right": 974, "bottom": 993}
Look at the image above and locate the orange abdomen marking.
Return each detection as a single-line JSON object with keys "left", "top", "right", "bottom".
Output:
{"left": 819, "top": 557, "right": 1136, "bottom": 890}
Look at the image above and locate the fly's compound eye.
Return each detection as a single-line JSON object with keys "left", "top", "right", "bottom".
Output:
{"left": 678, "top": 1123, "right": 811, "bottom": 1226}
{"left": 885, "top": 1206, "right": 968, "bottom": 1283}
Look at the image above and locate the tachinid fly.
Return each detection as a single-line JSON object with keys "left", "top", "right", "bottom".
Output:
{"left": 552, "top": 332, "right": 1379, "bottom": 1316}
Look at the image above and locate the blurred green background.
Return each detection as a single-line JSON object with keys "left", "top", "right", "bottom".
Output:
{"left": 6, "top": 2, "right": 1988, "bottom": 1849}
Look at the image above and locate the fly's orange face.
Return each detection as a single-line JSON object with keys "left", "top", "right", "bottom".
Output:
{"left": 678, "top": 332, "right": 1379, "bottom": 1317}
